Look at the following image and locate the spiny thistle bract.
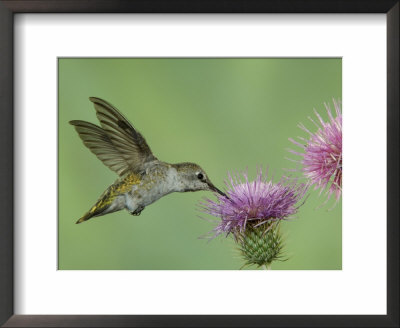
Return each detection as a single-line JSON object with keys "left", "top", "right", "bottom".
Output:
{"left": 200, "top": 169, "right": 308, "bottom": 269}
{"left": 288, "top": 99, "right": 342, "bottom": 207}
{"left": 238, "top": 222, "right": 285, "bottom": 269}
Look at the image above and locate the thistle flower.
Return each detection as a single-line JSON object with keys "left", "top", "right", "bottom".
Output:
{"left": 201, "top": 169, "right": 308, "bottom": 238}
{"left": 200, "top": 169, "right": 308, "bottom": 268}
{"left": 288, "top": 100, "right": 342, "bottom": 205}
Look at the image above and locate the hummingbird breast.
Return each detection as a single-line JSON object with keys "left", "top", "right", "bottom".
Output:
{"left": 124, "top": 163, "right": 180, "bottom": 212}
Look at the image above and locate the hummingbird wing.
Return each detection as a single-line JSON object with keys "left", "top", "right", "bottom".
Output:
{"left": 70, "top": 97, "right": 158, "bottom": 176}
{"left": 69, "top": 120, "right": 136, "bottom": 176}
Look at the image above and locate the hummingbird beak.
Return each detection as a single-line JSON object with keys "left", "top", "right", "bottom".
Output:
{"left": 207, "top": 181, "right": 228, "bottom": 198}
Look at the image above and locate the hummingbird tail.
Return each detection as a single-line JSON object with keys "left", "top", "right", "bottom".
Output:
{"left": 75, "top": 177, "right": 135, "bottom": 224}
{"left": 75, "top": 202, "right": 106, "bottom": 224}
{"left": 75, "top": 192, "right": 123, "bottom": 224}
{"left": 76, "top": 211, "right": 96, "bottom": 224}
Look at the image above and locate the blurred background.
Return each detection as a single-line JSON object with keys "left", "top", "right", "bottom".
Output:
{"left": 58, "top": 58, "right": 342, "bottom": 270}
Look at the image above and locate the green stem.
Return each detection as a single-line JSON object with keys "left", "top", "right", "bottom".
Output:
{"left": 262, "top": 263, "right": 272, "bottom": 270}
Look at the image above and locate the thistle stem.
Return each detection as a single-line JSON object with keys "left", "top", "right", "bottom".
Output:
{"left": 262, "top": 263, "right": 272, "bottom": 270}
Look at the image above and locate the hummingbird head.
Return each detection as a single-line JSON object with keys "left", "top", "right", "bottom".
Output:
{"left": 173, "top": 162, "right": 227, "bottom": 198}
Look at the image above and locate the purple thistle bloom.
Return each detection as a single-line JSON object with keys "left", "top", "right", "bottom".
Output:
{"left": 288, "top": 100, "right": 342, "bottom": 205}
{"left": 200, "top": 169, "right": 308, "bottom": 237}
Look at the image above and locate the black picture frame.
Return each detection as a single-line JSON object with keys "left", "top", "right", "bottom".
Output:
{"left": 0, "top": 1, "right": 398, "bottom": 327}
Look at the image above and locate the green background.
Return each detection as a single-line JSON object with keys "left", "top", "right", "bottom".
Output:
{"left": 58, "top": 58, "right": 342, "bottom": 270}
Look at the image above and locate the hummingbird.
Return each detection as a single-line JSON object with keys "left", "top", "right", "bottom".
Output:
{"left": 70, "top": 97, "right": 226, "bottom": 224}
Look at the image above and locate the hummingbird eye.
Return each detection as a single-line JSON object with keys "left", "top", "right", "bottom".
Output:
{"left": 197, "top": 173, "right": 204, "bottom": 180}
